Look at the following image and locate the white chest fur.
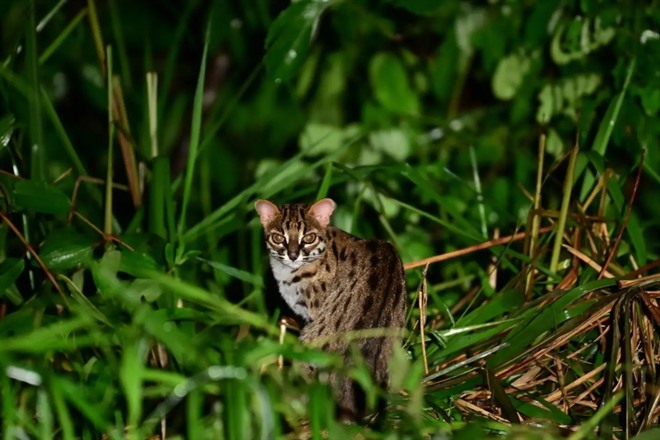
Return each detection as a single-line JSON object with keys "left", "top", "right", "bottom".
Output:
{"left": 269, "top": 258, "right": 311, "bottom": 322}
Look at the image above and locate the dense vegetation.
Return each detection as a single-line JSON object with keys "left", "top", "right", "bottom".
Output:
{"left": 1, "top": 0, "right": 659, "bottom": 438}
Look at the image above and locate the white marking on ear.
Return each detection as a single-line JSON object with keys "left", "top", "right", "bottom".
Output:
{"left": 254, "top": 199, "right": 280, "bottom": 228}
{"left": 308, "top": 198, "right": 336, "bottom": 228}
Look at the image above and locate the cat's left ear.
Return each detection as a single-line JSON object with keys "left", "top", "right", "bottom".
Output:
{"left": 255, "top": 199, "right": 280, "bottom": 227}
{"left": 308, "top": 198, "right": 336, "bottom": 227}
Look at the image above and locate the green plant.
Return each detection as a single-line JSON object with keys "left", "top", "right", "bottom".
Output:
{"left": 1, "top": 0, "right": 659, "bottom": 438}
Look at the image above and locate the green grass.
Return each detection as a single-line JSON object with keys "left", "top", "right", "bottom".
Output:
{"left": 1, "top": 1, "right": 659, "bottom": 439}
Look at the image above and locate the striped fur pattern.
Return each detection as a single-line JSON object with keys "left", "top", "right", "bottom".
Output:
{"left": 255, "top": 198, "right": 407, "bottom": 420}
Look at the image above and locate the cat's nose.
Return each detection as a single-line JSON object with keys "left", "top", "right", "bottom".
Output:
{"left": 288, "top": 250, "right": 299, "bottom": 260}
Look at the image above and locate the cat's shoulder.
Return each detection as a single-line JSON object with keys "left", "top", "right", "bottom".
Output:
{"left": 329, "top": 226, "right": 398, "bottom": 254}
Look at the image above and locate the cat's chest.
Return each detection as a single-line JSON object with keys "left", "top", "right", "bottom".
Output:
{"left": 270, "top": 258, "right": 317, "bottom": 321}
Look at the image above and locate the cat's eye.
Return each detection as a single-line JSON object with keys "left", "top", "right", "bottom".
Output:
{"left": 270, "top": 233, "right": 285, "bottom": 244}
{"left": 302, "top": 233, "right": 317, "bottom": 244}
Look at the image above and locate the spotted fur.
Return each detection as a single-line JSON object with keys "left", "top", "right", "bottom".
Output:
{"left": 255, "top": 198, "right": 407, "bottom": 421}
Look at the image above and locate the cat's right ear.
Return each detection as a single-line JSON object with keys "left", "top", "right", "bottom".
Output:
{"left": 308, "top": 198, "right": 336, "bottom": 228}
{"left": 255, "top": 199, "right": 280, "bottom": 227}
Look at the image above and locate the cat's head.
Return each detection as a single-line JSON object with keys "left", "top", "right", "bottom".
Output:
{"left": 254, "top": 198, "right": 335, "bottom": 268}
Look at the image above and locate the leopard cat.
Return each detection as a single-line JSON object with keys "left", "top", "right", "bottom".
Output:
{"left": 255, "top": 198, "right": 407, "bottom": 420}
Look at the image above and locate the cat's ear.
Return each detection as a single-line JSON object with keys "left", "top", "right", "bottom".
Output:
{"left": 308, "top": 198, "right": 336, "bottom": 227}
{"left": 255, "top": 199, "right": 280, "bottom": 227}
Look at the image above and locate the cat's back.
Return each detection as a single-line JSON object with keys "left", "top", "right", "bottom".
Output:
{"left": 329, "top": 227, "right": 407, "bottom": 328}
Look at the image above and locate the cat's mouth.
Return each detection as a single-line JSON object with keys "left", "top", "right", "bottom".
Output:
{"left": 271, "top": 253, "right": 320, "bottom": 268}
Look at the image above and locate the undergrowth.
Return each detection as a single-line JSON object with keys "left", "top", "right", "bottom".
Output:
{"left": 1, "top": 1, "right": 659, "bottom": 439}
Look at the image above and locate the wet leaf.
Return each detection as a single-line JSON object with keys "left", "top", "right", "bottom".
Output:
{"left": 13, "top": 179, "right": 70, "bottom": 216}
{"left": 40, "top": 229, "right": 94, "bottom": 271}
{"left": 264, "top": 0, "right": 332, "bottom": 83}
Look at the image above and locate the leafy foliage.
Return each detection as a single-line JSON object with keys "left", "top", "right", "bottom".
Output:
{"left": 1, "top": 0, "right": 660, "bottom": 438}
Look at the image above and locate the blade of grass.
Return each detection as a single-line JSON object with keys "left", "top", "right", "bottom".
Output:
{"left": 315, "top": 161, "right": 334, "bottom": 200}
{"left": 186, "top": 389, "right": 202, "bottom": 440}
{"left": 469, "top": 145, "right": 487, "bottom": 238}
{"left": 86, "top": 0, "right": 106, "bottom": 76}
{"left": 549, "top": 145, "right": 578, "bottom": 277}
{"left": 599, "top": 150, "right": 646, "bottom": 277}
{"left": 487, "top": 278, "right": 617, "bottom": 367}
{"left": 37, "top": 388, "right": 54, "bottom": 439}
{"left": 108, "top": 0, "right": 131, "bottom": 87}
{"left": 149, "top": 157, "right": 169, "bottom": 239}
{"left": 137, "top": 270, "right": 274, "bottom": 333}
{"left": 159, "top": 0, "right": 197, "bottom": 115}
{"left": 197, "top": 63, "right": 264, "bottom": 157}
{"left": 56, "top": 376, "right": 115, "bottom": 438}
{"left": 1, "top": 373, "right": 16, "bottom": 438}
{"left": 184, "top": 138, "right": 353, "bottom": 242}
{"left": 39, "top": 8, "right": 88, "bottom": 65}
{"left": 578, "top": 57, "right": 636, "bottom": 201}
{"left": 176, "top": 21, "right": 210, "bottom": 261}
{"left": 147, "top": 72, "right": 159, "bottom": 158}
{"left": 112, "top": 76, "right": 141, "bottom": 207}
{"left": 120, "top": 338, "right": 147, "bottom": 437}
{"left": 486, "top": 368, "right": 519, "bottom": 423}
{"left": 104, "top": 46, "right": 114, "bottom": 235}
{"left": 26, "top": 0, "right": 44, "bottom": 181}
{"left": 0, "top": 316, "right": 93, "bottom": 353}
{"left": 570, "top": 391, "right": 623, "bottom": 440}
{"left": 50, "top": 379, "right": 75, "bottom": 440}
{"left": 40, "top": 87, "right": 88, "bottom": 176}
{"left": 526, "top": 132, "right": 546, "bottom": 296}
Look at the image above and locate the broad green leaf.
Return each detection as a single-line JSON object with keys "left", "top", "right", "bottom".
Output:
{"left": 536, "top": 74, "right": 601, "bottom": 123}
{"left": 119, "top": 248, "right": 161, "bottom": 277}
{"left": 640, "top": 88, "right": 660, "bottom": 116}
{"left": 550, "top": 17, "right": 615, "bottom": 65}
{"left": 492, "top": 52, "right": 532, "bottom": 100}
{"left": 264, "top": 0, "right": 332, "bottom": 83}
{"left": 369, "top": 52, "right": 419, "bottom": 115}
{"left": 299, "top": 122, "right": 344, "bottom": 155}
{"left": 369, "top": 128, "right": 411, "bottom": 161}
{"left": 13, "top": 179, "right": 71, "bottom": 216}
{"left": 0, "top": 258, "right": 24, "bottom": 295}
{"left": 129, "top": 278, "right": 163, "bottom": 302}
{"left": 40, "top": 229, "right": 94, "bottom": 271}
